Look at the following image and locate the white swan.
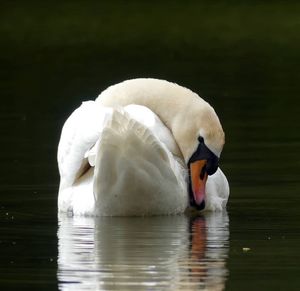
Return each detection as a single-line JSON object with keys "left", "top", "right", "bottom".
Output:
{"left": 57, "top": 78, "right": 229, "bottom": 216}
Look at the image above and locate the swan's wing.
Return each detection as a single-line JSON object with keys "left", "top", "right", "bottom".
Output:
{"left": 57, "top": 101, "right": 113, "bottom": 190}
{"left": 58, "top": 102, "right": 188, "bottom": 215}
{"left": 123, "top": 104, "right": 187, "bottom": 189}
{"left": 83, "top": 104, "right": 182, "bottom": 168}
{"left": 124, "top": 104, "right": 182, "bottom": 158}
{"left": 93, "top": 109, "right": 188, "bottom": 215}
{"left": 58, "top": 102, "right": 182, "bottom": 188}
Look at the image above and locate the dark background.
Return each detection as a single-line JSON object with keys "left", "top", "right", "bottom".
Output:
{"left": 1, "top": 1, "right": 300, "bottom": 290}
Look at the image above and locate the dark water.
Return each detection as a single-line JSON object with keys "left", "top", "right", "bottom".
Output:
{"left": 1, "top": 1, "right": 300, "bottom": 290}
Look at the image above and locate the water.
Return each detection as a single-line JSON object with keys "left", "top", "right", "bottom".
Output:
{"left": 1, "top": 1, "right": 300, "bottom": 290}
{"left": 57, "top": 214, "right": 229, "bottom": 290}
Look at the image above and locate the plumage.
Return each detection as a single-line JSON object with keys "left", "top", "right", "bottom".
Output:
{"left": 57, "top": 78, "right": 229, "bottom": 216}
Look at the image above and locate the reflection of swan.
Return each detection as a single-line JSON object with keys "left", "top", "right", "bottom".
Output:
{"left": 185, "top": 214, "right": 229, "bottom": 290}
{"left": 57, "top": 212, "right": 229, "bottom": 290}
{"left": 57, "top": 78, "right": 229, "bottom": 215}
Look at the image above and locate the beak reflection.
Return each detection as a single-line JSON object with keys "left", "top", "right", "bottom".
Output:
{"left": 190, "top": 159, "right": 208, "bottom": 209}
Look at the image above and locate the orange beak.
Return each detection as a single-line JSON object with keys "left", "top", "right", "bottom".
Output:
{"left": 190, "top": 160, "right": 208, "bottom": 207}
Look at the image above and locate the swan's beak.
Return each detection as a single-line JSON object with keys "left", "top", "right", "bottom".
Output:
{"left": 190, "top": 160, "right": 208, "bottom": 209}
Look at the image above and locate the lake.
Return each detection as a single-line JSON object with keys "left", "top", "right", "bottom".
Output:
{"left": 1, "top": 1, "right": 300, "bottom": 290}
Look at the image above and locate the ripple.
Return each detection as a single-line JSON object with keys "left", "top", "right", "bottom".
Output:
{"left": 57, "top": 213, "right": 229, "bottom": 290}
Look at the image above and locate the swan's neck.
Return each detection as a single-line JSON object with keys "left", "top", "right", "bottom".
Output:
{"left": 97, "top": 78, "right": 219, "bottom": 161}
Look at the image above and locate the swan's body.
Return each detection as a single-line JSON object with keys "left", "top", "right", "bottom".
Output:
{"left": 58, "top": 78, "right": 229, "bottom": 216}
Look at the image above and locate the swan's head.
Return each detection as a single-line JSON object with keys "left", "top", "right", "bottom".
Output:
{"left": 173, "top": 100, "right": 225, "bottom": 211}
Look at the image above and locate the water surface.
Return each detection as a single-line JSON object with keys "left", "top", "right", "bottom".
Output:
{"left": 1, "top": 1, "right": 300, "bottom": 290}
{"left": 57, "top": 214, "right": 229, "bottom": 290}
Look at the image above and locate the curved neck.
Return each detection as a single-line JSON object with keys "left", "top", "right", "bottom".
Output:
{"left": 97, "top": 78, "right": 222, "bottom": 161}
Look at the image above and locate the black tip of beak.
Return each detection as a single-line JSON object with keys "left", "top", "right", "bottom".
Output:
{"left": 189, "top": 197, "right": 206, "bottom": 211}
{"left": 197, "top": 199, "right": 206, "bottom": 211}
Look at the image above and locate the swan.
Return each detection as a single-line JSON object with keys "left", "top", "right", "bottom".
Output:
{"left": 57, "top": 78, "right": 229, "bottom": 216}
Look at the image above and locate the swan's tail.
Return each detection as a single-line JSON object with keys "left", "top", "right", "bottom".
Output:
{"left": 88, "top": 109, "right": 188, "bottom": 216}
